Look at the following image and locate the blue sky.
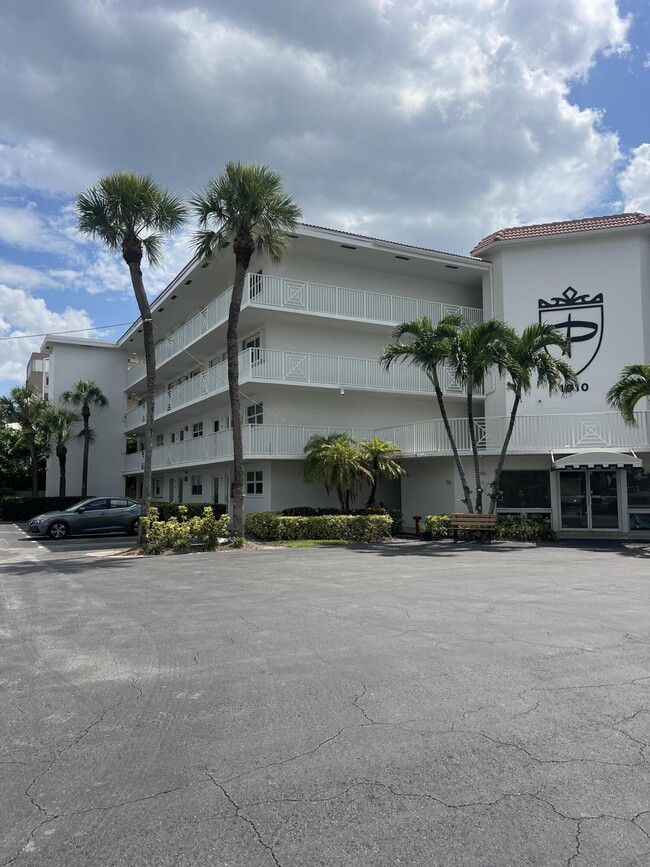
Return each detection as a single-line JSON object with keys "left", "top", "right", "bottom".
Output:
{"left": 0, "top": 0, "right": 649, "bottom": 394}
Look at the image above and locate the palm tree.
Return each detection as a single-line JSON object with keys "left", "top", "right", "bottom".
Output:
{"left": 488, "top": 323, "right": 577, "bottom": 514}
{"left": 190, "top": 162, "right": 301, "bottom": 535}
{"left": 0, "top": 386, "right": 49, "bottom": 497}
{"left": 62, "top": 380, "right": 108, "bottom": 497}
{"left": 380, "top": 314, "right": 476, "bottom": 511}
{"left": 303, "top": 432, "right": 371, "bottom": 511}
{"left": 606, "top": 364, "right": 650, "bottom": 425}
{"left": 76, "top": 173, "right": 186, "bottom": 518}
{"left": 447, "top": 319, "right": 516, "bottom": 513}
{"left": 358, "top": 437, "right": 405, "bottom": 506}
{"left": 43, "top": 407, "right": 80, "bottom": 497}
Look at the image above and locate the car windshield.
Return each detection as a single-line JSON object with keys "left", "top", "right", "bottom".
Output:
{"left": 65, "top": 499, "right": 95, "bottom": 512}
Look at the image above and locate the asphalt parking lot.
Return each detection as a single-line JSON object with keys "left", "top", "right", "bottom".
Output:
{"left": 1, "top": 531, "right": 649, "bottom": 866}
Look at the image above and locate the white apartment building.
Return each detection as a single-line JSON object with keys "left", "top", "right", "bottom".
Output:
{"left": 41, "top": 215, "right": 650, "bottom": 535}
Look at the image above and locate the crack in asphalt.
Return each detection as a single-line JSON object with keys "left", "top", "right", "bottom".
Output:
{"left": 1, "top": 677, "right": 144, "bottom": 867}
{"left": 206, "top": 772, "right": 283, "bottom": 867}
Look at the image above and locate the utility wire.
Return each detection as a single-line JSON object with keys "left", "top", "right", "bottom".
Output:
{"left": 0, "top": 323, "right": 133, "bottom": 341}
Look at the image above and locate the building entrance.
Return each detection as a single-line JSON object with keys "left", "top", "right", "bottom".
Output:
{"left": 559, "top": 469, "right": 620, "bottom": 530}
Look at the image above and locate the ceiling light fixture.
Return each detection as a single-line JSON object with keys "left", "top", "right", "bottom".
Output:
{"left": 395, "top": 255, "right": 410, "bottom": 261}
{"left": 445, "top": 264, "right": 460, "bottom": 270}
{"left": 340, "top": 244, "right": 357, "bottom": 250}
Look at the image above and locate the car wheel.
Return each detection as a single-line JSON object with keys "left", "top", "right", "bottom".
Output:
{"left": 129, "top": 518, "right": 140, "bottom": 536}
{"left": 48, "top": 521, "right": 70, "bottom": 539}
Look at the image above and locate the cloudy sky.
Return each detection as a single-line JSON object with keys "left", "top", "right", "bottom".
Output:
{"left": 1, "top": 0, "right": 649, "bottom": 392}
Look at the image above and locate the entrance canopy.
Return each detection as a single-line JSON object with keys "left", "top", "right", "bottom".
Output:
{"left": 551, "top": 449, "right": 642, "bottom": 470}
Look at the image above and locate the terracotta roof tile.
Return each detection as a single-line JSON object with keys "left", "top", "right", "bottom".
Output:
{"left": 471, "top": 212, "right": 650, "bottom": 256}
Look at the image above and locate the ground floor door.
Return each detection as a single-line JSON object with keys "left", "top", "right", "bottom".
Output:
{"left": 213, "top": 472, "right": 231, "bottom": 515}
{"left": 177, "top": 477, "right": 184, "bottom": 504}
{"left": 559, "top": 469, "right": 620, "bottom": 530}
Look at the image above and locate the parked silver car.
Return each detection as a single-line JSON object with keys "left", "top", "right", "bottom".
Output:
{"left": 27, "top": 497, "right": 142, "bottom": 539}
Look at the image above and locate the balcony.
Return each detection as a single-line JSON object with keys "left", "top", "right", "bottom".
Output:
{"left": 124, "top": 348, "right": 476, "bottom": 432}
{"left": 125, "top": 273, "right": 484, "bottom": 389}
{"left": 123, "top": 424, "right": 375, "bottom": 474}
{"left": 376, "top": 411, "right": 650, "bottom": 456}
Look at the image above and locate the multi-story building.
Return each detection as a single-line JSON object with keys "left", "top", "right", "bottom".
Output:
{"left": 26, "top": 352, "right": 50, "bottom": 400}
{"left": 39, "top": 215, "right": 650, "bottom": 535}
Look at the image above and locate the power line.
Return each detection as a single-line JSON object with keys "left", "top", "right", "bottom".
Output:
{"left": 0, "top": 323, "right": 133, "bottom": 341}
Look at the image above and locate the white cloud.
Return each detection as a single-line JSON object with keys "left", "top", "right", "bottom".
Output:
{"left": 618, "top": 143, "right": 650, "bottom": 213}
{"left": 0, "top": 283, "right": 94, "bottom": 383}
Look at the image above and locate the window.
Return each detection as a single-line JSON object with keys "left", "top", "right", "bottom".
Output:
{"left": 246, "top": 470, "right": 263, "bottom": 495}
{"left": 82, "top": 498, "right": 109, "bottom": 511}
{"left": 110, "top": 498, "right": 131, "bottom": 509}
{"left": 246, "top": 403, "right": 263, "bottom": 425}
{"left": 152, "top": 479, "right": 161, "bottom": 498}
{"left": 179, "top": 429, "right": 185, "bottom": 442}
{"left": 213, "top": 419, "right": 220, "bottom": 433}
{"left": 498, "top": 471, "right": 551, "bottom": 510}
{"left": 243, "top": 332, "right": 261, "bottom": 363}
{"left": 626, "top": 468, "right": 650, "bottom": 509}
{"left": 171, "top": 432, "right": 176, "bottom": 444}
{"left": 189, "top": 368, "right": 201, "bottom": 379}
{"left": 192, "top": 422, "right": 203, "bottom": 438}
{"left": 156, "top": 434, "right": 164, "bottom": 447}
{"left": 191, "top": 475, "right": 203, "bottom": 496}
{"left": 250, "top": 268, "right": 263, "bottom": 298}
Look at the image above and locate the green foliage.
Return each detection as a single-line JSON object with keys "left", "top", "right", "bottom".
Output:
{"left": 422, "top": 513, "right": 555, "bottom": 543}
{"left": 0, "top": 496, "right": 85, "bottom": 521}
{"left": 495, "top": 514, "right": 555, "bottom": 542}
{"left": 139, "top": 505, "right": 230, "bottom": 554}
{"left": 153, "top": 501, "right": 227, "bottom": 521}
{"left": 230, "top": 536, "right": 245, "bottom": 549}
{"left": 303, "top": 432, "right": 371, "bottom": 511}
{"left": 606, "top": 363, "right": 650, "bottom": 426}
{"left": 423, "top": 514, "right": 452, "bottom": 539}
{"left": 281, "top": 505, "right": 403, "bottom": 534}
{"left": 245, "top": 512, "right": 392, "bottom": 542}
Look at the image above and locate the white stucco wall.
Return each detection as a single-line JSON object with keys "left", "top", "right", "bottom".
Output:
{"left": 47, "top": 340, "right": 129, "bottom": 497}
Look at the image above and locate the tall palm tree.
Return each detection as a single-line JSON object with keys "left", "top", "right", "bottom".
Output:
{"left": 43, "top": 407, "right": 80, "bottom": 497}
{"left": 303, "top": 432, "right": 371, "bottom": 511}
{"left": 606, "top": 364, "right": 650, "bottom": 425}
{"left": 62, "top": 380, "right": 108, "bottom": 497}
{"left": 76, "top": 173, "right": 186, "bottom": 518}
{"left": 380, "top": 314, "right": 476, "bottom": 511}
{"left": 0, "top": 386, "right": 48, "bottom": 497}
{"left": 447, "top": 319, "right": 516, "bottom": 512}
{"left": 358, "top": 437, "right": 405, "bottom": 506}
{"left": 190, "top": 162, "right": 302, "bottom": 535}
{"left": 488, "top": 323, "right": 577, "bottom": 514}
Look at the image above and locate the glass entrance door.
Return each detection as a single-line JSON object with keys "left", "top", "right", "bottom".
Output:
{"left": 559, "top": 470, "right": 620, "bottom": 530}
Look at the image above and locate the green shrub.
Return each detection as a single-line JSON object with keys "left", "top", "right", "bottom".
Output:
{"left": 495, "top": 514, "right": 555, "bottom": 542}
{"left": 245, "top": 512, "right": 392, "bottom": 543}
{"left": 0, "top": 496, "right": 88, "bottom": 521}
{"left": 423, "top": 514, "right": 452, "bottom": 539}
{"left": 140, "top": 505, "right": 230, "bottom": 554}
{"left": 153, "top": 502, "right": 227, "bottom": 521}
{"left": 280, "top": 505, "right": 403, "bottom": 534}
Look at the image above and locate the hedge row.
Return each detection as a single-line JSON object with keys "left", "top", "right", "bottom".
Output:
{"left": 152, "top": 502, "right": 227, "bottom": 521}
{"left": 281, "top": 505, "right": 403, "bottom": 534}
{"left": 245, "top": 512, "right": 393, "bottom": 542}
{"left": 423, "top": 513, "right": 555, "bottom": 543}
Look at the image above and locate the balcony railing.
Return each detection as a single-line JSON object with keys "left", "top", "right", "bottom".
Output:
{"left": 123, "top": 424, "right": 375, "bottom": 474}
{"left": 123, "top": 410, "right": 650, "bottom": 475}
{"left": 124, "top": 348, "right": 475, "bottom": 431}
{"left": 125, "top": 273, "right": 483, "bottom": 388}
{"left": 375, "top": 410, "right": 650, "bottom": 455}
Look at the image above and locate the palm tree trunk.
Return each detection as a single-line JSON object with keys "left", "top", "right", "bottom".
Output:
{"left": 57, "top": 444, "right": 67, "bottom": 498}
{"left": 227, "top": 260, "right": 249, "bottom": 537}
{"left": 433, "top": 383, "right": 474, "bottom": 512}
{"left": 126, "top": 260, "right": 154, "bottom": 538}
{"left": 29, "top": 443, "right": 39, "bottom": 498}
{"left": 465, "top": 379, "right": 483, "bottom": 513}
{"left": 367, "top": 473, "right": 378, "bottom": 507}
{"left": 488, "top": 392, "right": 521, "bottom": 515}
{"left": 81, "top": 408, "right": 90, "bottom": 498}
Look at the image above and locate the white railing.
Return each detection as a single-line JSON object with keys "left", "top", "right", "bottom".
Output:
{"left": 123, "top": 424, "right": 375, "bottom": 473}
{"left": 376, "top": 410, "right": 650, "bottom": 455}
{"left": 124, "top": 348, "right": 474, "bottom": 430}
{"left": 125, "top": 273, "right": 483, "bottom": 388}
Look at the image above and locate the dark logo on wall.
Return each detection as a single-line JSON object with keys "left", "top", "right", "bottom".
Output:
{"left": 538, "top": 287, "right": 604, "bottom": 375}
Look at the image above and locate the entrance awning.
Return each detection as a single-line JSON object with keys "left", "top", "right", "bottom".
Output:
{"left": 551, "top": 449, "right": 642, "bottom": 470}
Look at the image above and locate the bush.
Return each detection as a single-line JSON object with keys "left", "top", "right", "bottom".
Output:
{"left": 245, "top": 512, "right": 392, "bottom": 543}
{"left": 423, "top": 514, "right": 452, "bottom": 539}
{"left": 495, "top": 514, "right": 555, "bottom": 543}
{"left": 153, "top": 502, "right": 227, "bottom": 521}
{"left": 280, "top": 504, "right": 403, "bottom": 535}
{"left": 0, "top": 496, "right": 87, "bottom": 522}
{"left": 140, "top": 505, "right": 230, "bottom": 554}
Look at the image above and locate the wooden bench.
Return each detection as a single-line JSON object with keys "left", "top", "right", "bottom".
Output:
{"left": 450, "top": 513, "right": 497, "bottom": 544}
